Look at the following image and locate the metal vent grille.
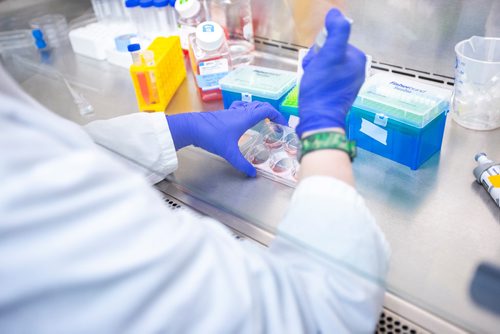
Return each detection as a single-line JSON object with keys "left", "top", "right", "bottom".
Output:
{"left": 254, "top": 36, "right": 454, "bottom": 89}
{"left": 254, "top": 35, "right": 304, "bottom": 58}
{"left": 163, "top": 195, "right": 183, "bottom": 210}
{"left": 161, "top": 194, "right": 246, "bottom": 241}
{"left": 376, "top": 308, "right": 430, "bottom": 334}
{"left": 370, "top": 61, "right": 455, "bottom": 87}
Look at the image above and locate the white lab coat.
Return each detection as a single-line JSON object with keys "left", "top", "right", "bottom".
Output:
{"left": 0, "top": 65, "right": 390, "bottom": 334}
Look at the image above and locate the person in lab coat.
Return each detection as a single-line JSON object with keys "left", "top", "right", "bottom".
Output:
{"left": 0, "top": 9, "right": 390, "bottom": 334}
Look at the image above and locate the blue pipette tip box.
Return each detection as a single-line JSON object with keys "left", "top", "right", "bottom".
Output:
{"left": 219, "top": 65, "right": 296, "bottom": 110}
{"left": 347, "top": 73, "right": 451, "bottom": 170}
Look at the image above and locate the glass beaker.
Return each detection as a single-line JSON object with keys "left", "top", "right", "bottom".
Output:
{"left": 209, "top": 0, "right": 255, "bottom": 67}
{"left": 452, "top": 36, "right": 500, "bottom": 130}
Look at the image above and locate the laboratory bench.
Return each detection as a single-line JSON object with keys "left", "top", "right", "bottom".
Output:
{"left": 3, "top": 41, "right": 500, "bottom": 334}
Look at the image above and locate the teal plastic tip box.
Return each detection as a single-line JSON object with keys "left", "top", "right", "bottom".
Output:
{"left": 219, "top": 65, "right": 296, "bottom": 110}
{"left": 347, "top": 73, "right": 451, "bottom": 170}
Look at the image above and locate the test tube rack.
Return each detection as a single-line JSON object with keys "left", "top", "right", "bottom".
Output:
{"left": 130, "top": 36, "right": 186, "bottom": 112}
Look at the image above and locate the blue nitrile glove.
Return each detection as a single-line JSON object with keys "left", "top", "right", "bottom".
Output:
{"left": 297, "top": 8, "right": 366, "bottom": 138}
{"left": 167, "top": 101, "right": 287, "bottom": 177}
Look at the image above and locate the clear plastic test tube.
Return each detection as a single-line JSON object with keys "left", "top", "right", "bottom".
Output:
{"left": 167, "top": 0, "right": 179, "bottom": 34}
{"left": 128, "top": 43, "right": 142, "bottom": 65}
{"left": 142, "top": 49, "right": 159, "bottom": 103}
{"left": 125, "top": 0, "right": 142, "bottom": 34}
{"left": 153, "top": 0, "right": 169, "bottom": 36}
{"left": 91, "top": 0, "right": 110, "bottom": 22}
{"left": 139, "top": 0, "right": 155, "bottom": 41}
{"left": 128, "top": 43, "right": 152, "bottom": 105}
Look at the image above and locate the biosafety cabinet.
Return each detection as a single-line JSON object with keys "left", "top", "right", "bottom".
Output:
{"left": 1, "top": 0, "right": 499, "bottom": 333}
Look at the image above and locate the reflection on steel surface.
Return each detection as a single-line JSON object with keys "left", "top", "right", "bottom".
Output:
{"left": 251, "top": 0, "right": 497, "bottom": 77}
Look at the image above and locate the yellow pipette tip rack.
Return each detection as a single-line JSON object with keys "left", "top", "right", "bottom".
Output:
{"left": 130, "top": 36, "right": 186, "bottom": 112}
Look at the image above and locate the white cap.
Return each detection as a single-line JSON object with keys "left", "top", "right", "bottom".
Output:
{"left": 175, "top": 0, "right": 201, "bottom": 19}
{"left": 196, "top": 21, "right": 224, "bottom": 51}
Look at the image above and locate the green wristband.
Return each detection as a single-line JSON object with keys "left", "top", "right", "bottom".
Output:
{"left": 299, "top": 131, "right": 357, "bottom": 162}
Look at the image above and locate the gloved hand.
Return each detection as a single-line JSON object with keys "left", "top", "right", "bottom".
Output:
{"left": 167, "top": 101, "right": 287, "bottom": 177}
{"left": 297, "top": 8, "right": 366, "bottom": 138}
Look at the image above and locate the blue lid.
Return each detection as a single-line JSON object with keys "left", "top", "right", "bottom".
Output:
{"left": 125, "top": 0, "right": 139, "bottom": 7}
{"left": 169, "top": 0, "right": 176, "bottom": 6}
{"left": 139, "top": 0, "right": 153, "bottom": 7}
{"left": 32, "top": 29, "right": 43, "bottom": 39}
{"left": 153, "top": 0, "right": 168, "bottom": 7}
{"left": 31, "top": 29, "right": 47, "bottom": 49}
{"left": 115, "top": 34, "right": 137, "bottom": 52}
{"left": 127, "top": 43, "right": 141, "bottom": 52}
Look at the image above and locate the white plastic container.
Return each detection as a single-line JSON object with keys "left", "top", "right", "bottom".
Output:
{"left": 453, "top": 36, "right": 500, "bottom": 130}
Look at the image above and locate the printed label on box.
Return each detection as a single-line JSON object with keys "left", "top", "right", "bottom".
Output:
{"left": 196, "top": 59, "right": 229, "bottom": 91}
{"left": 360, "top": 118, "right": 387, "bottom": 145}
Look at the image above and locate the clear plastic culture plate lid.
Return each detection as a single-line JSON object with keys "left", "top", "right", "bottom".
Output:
{"left": 219, "top": 65, "right": 297, "bottom": 100}
{"left": 239, "top": 121, "right": 300, "bottom": 187}
{"left": 353, "top": 73, "right": 451, "bottom": 128}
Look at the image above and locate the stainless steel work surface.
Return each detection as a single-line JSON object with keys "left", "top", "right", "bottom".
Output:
{"left": 3, "top": 40, "right": 500, "bottom": 333}
{"left": 165, "top": 118, "right": 500, "bottom": 333}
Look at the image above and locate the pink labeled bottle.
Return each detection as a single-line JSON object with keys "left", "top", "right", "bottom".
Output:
{"left": 188, "top": 21, "right": 231, "bottom": 102}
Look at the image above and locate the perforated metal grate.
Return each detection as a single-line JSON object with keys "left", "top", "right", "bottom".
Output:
{"left": 163, "top": 196, "right": 182, "bottom": 210}
{"left": 376, "top": 308, "right": 430, "bottom": 334}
